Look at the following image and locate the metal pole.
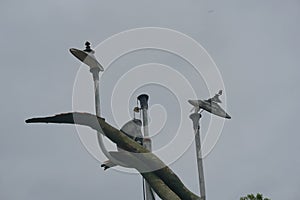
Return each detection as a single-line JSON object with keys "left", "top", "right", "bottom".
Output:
{"left": 138, "top": 94, "right": 155, "bottom": 200}
{"left": 90, "top": 68, "right": 101, "bottom": 116}
{"left": 89, "top": 68, "right": 112, "bottom": 159}
{"left": 70, "top": 42, "right": 127, "bottom": 168}
{"left": 90, "top": 63, "right": 130, "bottom": 169}
{"left": 190, "top": 113, "right": 206, "bottom": 200}
{"left": 137, "top": 94, "right": 151, "bottom": 148}
{"left": 90, "top": 67, "right": 106, "bottom": 156}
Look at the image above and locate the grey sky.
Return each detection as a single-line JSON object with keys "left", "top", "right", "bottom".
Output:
{"left": 1, "top": 0, "right": 300, "bottom": 199}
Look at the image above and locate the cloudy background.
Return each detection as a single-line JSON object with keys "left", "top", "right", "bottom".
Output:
{"left": 1, "top": 0, "right": 300, "bottom": 199}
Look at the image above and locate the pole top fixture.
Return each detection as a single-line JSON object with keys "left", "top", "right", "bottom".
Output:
{"left": 84, "top": 41, "right": 92, "bottom": 53}
{"left": 189, "top": 113, "right": 202, "bottom": 130}
{"left": 69, "top": 41, "right": 104, "bottom": 71}
{"left": 137, "top": 94, "right": 149, "bottom": 109}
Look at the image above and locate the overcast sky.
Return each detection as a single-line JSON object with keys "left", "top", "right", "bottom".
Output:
{"left": 1, "top": 0, "right": 300, "bottom": 199}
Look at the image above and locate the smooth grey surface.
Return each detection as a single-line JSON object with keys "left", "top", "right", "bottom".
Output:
{"left": 1, "top": 0, "right": 300, "bottom": 199}
{"left": 190, "top": 113, "right": 206, "bottom": 200}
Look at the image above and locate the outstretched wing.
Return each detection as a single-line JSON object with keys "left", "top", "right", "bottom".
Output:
{"left": 26, "top": 112, "right": 103, "bottom": 132}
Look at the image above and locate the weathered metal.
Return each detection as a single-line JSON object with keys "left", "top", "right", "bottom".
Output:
{"left": 138, "top": 94, "right": 155, "bottom": 200}
{"left": 190, "top": 113, "right": 206, "bottom": 200}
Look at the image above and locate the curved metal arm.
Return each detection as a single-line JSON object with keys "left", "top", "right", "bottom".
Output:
{"left": 91, "top": 70, "right": 126, "bottom": 167}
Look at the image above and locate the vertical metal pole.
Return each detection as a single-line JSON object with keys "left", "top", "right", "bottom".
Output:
{"left": 70, "top": 42, "right": 127, "bottom": 168}
{"left": 138, "top": 94, "right": 155, "bottom": 200}
{"left": 190, "top": 113, "right": 206, "bottom": 200}
{"left": 90, "top": 68, "right": 101, "bottom": 116}
{"left": 138, "top": 94, "right": 151, "bottom": 149}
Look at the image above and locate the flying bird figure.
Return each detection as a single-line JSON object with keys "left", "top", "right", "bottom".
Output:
{"left": 188, "top": 90, "right": 231, "bottom": 119}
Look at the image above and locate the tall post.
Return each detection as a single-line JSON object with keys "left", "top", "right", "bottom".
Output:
{"left": 190, "top": 113, "right": 206, "bottom": 200}
{"left": 137, "top": 94, "right": 151, "bottom": 149}
{"left": 70, "top": 42, "right": 120, "bottom": 165}
{"left": 89, "top": 67, "right": 110, "bottom": 161}
{"left": 90, "top": 67, "right": 101, "bottom": 116}
{"left": 138, "top": 94, "right": 155, "bottom": 200}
